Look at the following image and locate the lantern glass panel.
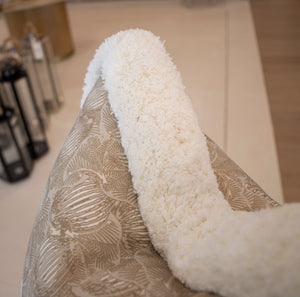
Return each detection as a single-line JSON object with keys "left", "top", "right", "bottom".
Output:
{"left": 34, "top": 52, "right": 58, "bottom": 110}
{"left": 26, "top": 35, "right": 63, "bottom": 111}
{"left": 0, "top": 109, "right": 32, "bottom": 182}
{"left": 14, "top": 78, "right": 47, "bottom": 147}
{"left": 22, "top": 53, "right": 49, "bottom": 129}
{"left": 11, "top": 113, "right": 32, "bottom": 171}
{"left": 0, "top": 121, "right": 20, "bottom": 164}
{"left": 43, "top": 37, "right": 64, "bottom": 105}
{"left": 0, "top": 82, "right": 15, "bottom": 108}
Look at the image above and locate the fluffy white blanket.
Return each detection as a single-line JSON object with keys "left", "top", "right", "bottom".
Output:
{"left": 81, "top": 29, "right": 300, "bottom": 297}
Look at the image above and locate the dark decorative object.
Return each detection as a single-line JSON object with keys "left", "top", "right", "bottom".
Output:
{"left": 23, "top": 24, "right": 64, "bottom": 111}
{"left": 2, "top": 37, "right": 49, "bottom": 129}
{"left": 0, "top": 104, "right": 33, "bottom": 182}
{"left": 0, "top": 56, "right": 49, "bottom": 159}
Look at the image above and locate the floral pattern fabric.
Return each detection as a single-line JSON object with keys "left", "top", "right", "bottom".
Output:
{"left": 21, "top": 78, "right": 278, "bottom": 297}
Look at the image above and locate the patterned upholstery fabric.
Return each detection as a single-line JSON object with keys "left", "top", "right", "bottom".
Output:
{"left": 21, "top": 78, "right": 279, "bottom": 297}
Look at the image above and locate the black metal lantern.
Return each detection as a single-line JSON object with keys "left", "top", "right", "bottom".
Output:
{"left": 0, "top": 105, "right": 33, "bottom": 182}
{"left": 0, "top": 56, "right": 49, "bottom": 159}
{"left": 1, "top": 37, "right": 49, "bottom": 129}
{"left": 23, "top": 24, "right": 64, "bottom": 111}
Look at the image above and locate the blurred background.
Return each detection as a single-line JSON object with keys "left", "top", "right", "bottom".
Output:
{"left": 0, "top": 0, "right": 299, "bottom": 295}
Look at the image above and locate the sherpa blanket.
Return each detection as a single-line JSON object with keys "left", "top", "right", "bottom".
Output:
{"left": 80, "top": 29, "right": 300, "bottom": 297}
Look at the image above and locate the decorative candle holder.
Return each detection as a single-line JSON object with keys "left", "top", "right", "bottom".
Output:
{"left": 23, "top": 23, "right": 64, "bottom": 111}
{"left": 0, "top": 56, "right": 49, "bottom": 159}
{"left": 1, "top": 37, "right": 49, "bottom": 129}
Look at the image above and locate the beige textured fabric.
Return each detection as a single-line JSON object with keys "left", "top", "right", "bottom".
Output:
{"left": 21, "top": 78, "right": 279, "bottom": 297}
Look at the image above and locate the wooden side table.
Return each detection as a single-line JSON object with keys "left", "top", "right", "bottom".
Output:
{"left": 3, "top": 0, "right": 74, "bottom": 60}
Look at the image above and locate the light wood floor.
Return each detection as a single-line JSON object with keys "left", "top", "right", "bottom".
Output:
{"left": 251, "top": 0, "right": 300, "bottom": 202}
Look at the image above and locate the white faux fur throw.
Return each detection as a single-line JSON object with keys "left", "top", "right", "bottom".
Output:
{"left": 81, "top": 29, "right": 300, "bottom": 297}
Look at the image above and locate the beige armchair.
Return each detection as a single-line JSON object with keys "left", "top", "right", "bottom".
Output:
{"left": 21, "top": 76, "right": 279, "bottom": 297}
